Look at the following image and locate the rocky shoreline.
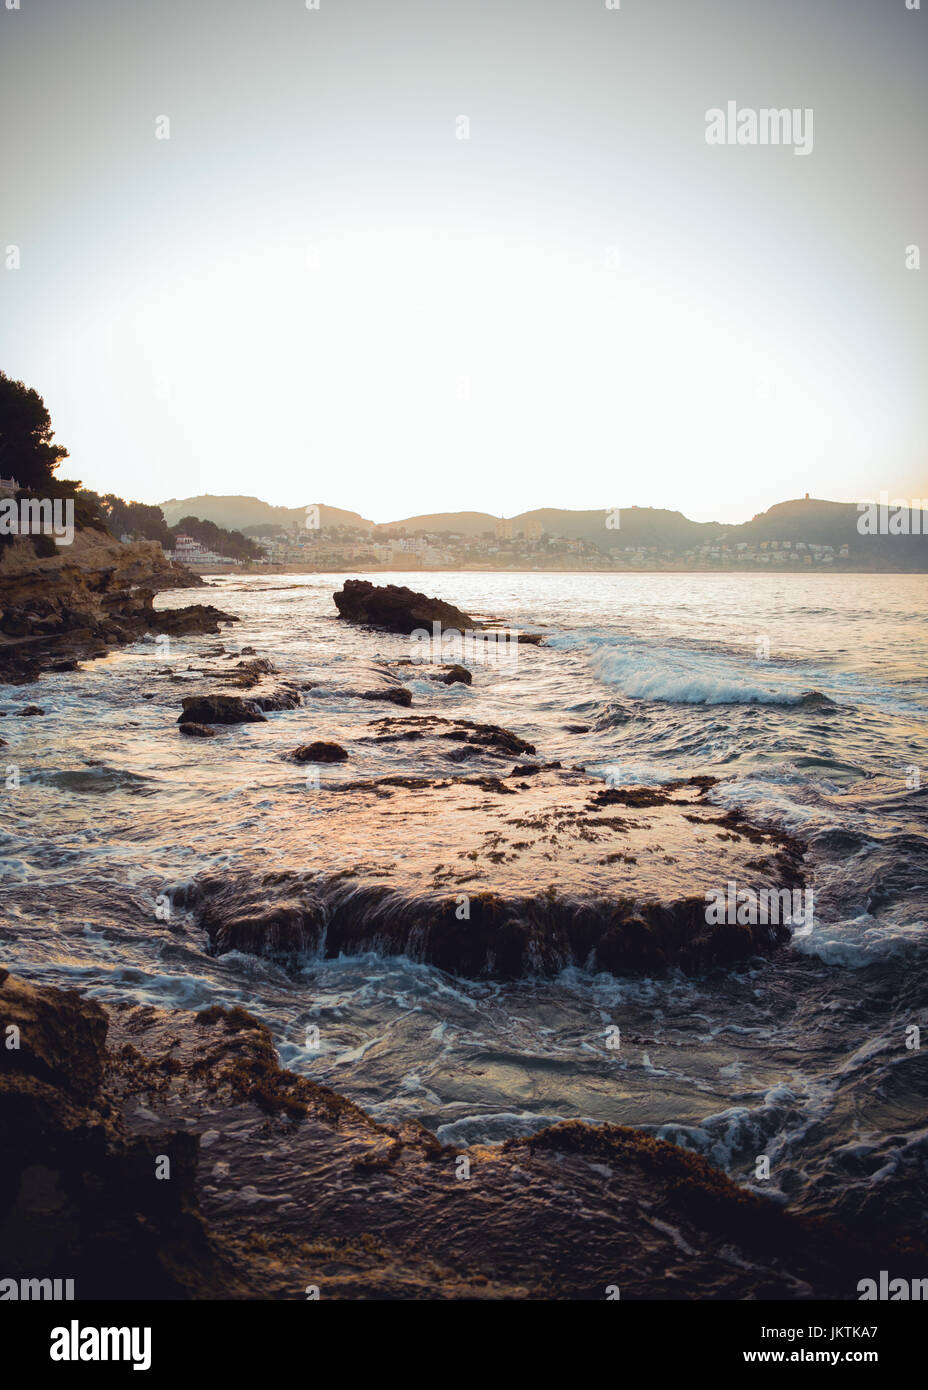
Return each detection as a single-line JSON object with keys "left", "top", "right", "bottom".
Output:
{"left": 3, "top": 576, "right": 906, "bottom": 1300}
{"left": 0, "top": 528, "right": 236, "bottom": 684}
{"left": 3, "top": 967, "right": 922, "bottom": 1300}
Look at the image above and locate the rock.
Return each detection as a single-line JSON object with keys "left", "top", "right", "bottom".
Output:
{"left": 240, "top": 645, "right": 257, "bottom": 655}
{"left": 0, "top": 528, "right": 238, "bottom": 685}
{"left": 0, "top": 969, "right": 219, "bottom": 1299}
{"left": 478, "top": 629, "right": 545, "bottom": 645}
{"left": 199, "top": 658, "right": 274, "bottom": 689}
{"left": 190, "top": 771, "right": 805, "bottom": 980}
{"left": 1, "top": 967, "right": 918, "bottom": 1298}
{"left": 183, "top": 657, "right": 301, "bottom": 713}
{"left": 290, "top": 741, "right": 349, "bottom": 763}
{"left": 334, "top": 579, "right": 475, "bottom": 634}
{"left": 16, "top": 705, "right": 44, "bottom": 717}
{"left": 152, "top": 604, "right": 238, "bottom": 636}
{"left": 179, "top": 722, "right": 218, "bottom": 738}
{"left": 177, "top": 695, "right": 267, "bottom": 725}
{"left": 251, "top": 686, "right": 302, "bottom": 713}
{"left": 359, "top": 687, "right": 413, "bottom": 707}
{"left": 368, "top": 714, "right": 535, "bottom": 757}
{"left": 437, "top": 664, "right": 472, "bottom": 685}
{"left": 508, "top": 761, "right": 562, "bottom": 776}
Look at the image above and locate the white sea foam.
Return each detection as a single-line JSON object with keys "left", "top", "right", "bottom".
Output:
{"left": 435, "top": 1111, "right": 567, "bottom": 1147}
{"left": 790, "top": 911, "right": 928, "bottom": 967}
{"left": 590, "top": 647, "right": 809, "bottom": 706}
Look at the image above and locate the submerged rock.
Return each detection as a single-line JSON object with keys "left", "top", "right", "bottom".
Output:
{"left": 436, "top": 664, "right": 472, "bottom": 685}
{"left": 334, "top": 579, "right": 475, "bottom": 634}
{"left": 179, "top": 721, "right": 218, "bottom": 738}
{"left": 370, "top": 714, "right": 535, "bottom": 758}
{"left": 358, "top": 687, "right": 413, "bottom": 707}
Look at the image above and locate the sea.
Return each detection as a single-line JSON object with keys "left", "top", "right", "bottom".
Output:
{"left": 2, "top": 570, "right": 926, "bottom": 1236}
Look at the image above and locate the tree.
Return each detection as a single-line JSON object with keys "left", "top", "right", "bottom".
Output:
{"left": 0, "top": 372, "right": 69, "bottom": 490}
{"left": 88, "top": 493, "right": 172, "bottom": 546}
{"left": 174, "top": 515, "right": 261, "bottom": 560}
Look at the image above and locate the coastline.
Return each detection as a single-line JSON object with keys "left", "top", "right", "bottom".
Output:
{"left": 2, "top": 570, "right": 925, "bottom": 1301}
{"left": 190, "top": 563, "right": 928, "bottom": 577}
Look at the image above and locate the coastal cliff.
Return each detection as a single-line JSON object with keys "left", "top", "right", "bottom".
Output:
{"left": 0, "top": 528, "right": 233, "bottom": 684}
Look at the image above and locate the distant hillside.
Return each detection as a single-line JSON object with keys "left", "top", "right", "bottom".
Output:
{"left": 158, "top": 493, "right": 928, "bottom": 565}
{"left": 513, "top": 507, "right": 723, "bottom": 549}
{"left": 377, "top": 511, "right": 498, "bottom": 538}
{"left": 721, "top": 497, "right": 928, "bottom": 563}
{"left": 160, "top": 495, "right": 373, "bottom": 532}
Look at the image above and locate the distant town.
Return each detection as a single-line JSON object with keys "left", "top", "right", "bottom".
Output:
{"left": 164, "top": 519, "right": 854, "bottom": 573}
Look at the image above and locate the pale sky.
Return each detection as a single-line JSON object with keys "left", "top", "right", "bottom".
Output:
{"left": 0, "top": 0, "right": 925, "bottom": 523}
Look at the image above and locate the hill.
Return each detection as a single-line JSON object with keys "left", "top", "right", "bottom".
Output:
{"left": 157, "top": 493, "right": 928, "bottom": 565}
{"left": 160, "top": 495, "right": 374, "bottom": 532}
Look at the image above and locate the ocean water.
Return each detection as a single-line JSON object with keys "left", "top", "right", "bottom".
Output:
{"left": 1, "top": 570, "right": 926, "bottom": 1235}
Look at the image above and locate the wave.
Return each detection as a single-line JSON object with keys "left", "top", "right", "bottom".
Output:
{"left": 587, "top": 646, "right": 831, "bottom": 707}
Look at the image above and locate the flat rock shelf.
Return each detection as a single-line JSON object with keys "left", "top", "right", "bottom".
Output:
{"left": 185, "top": 769, "right": 806, "bottom": 979}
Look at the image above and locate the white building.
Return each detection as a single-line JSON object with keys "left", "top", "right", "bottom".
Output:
{"left": 171, "top": 532, "right": 235, "bottom": 566}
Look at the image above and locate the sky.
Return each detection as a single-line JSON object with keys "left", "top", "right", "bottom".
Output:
{"left": 0, "top": 0, "right": 925, "bottom": 524}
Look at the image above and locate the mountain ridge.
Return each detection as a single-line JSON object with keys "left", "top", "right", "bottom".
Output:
{"left": 158, "top": 494, "right": 928, "bottom": 558}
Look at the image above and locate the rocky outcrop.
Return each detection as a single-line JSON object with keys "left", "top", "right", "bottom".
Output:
{"left": 0, "top": 529, "right": 233, "bottom": 684}
{"left": 183, "top": 770, "right": 807, "bottom": 979}
{"left": 334, "top": 579, "right": 475, "bottom": 634}
{"left": 3, "top": 968, "right": 914, "bottom": 1299}
{"left": 150, "top": 604, "right": 237, "bottom": 637}
{"left": 0, "top": 969, "right": 222, "bottom": 1299}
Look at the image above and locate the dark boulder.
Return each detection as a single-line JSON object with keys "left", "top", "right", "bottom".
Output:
{"left": 177, "top": 695, "right": 267, "bottom": 725}
{"left": 291, "top": 741, "right": 349, "bottom": 763}
{"left": 251, "top": 686, "right": 302, "bottom": 713}
{"left": 153, "top": 604, "right": 238, "bottom": 636}
{"left": 334, "top": 580, "right": 475, "bottom": 635}
{"left": 437, "top": 664, "right": 473, "bottom": 685}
